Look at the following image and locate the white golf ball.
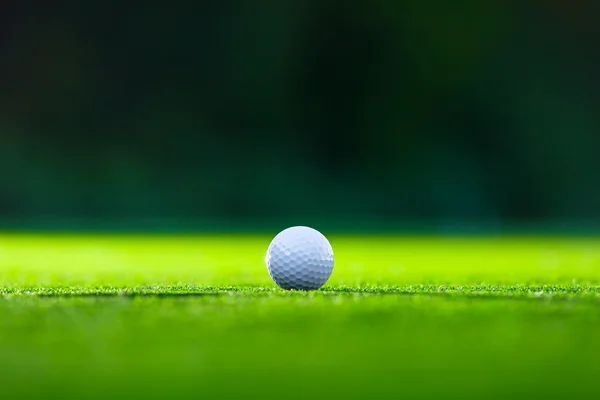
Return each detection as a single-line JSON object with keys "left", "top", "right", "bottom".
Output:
{"left": 265, "top": 226, "right": 334, "bottom": 290}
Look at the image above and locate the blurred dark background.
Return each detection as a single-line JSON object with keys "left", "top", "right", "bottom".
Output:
{"left": 1, "top": 1, "right": 599, "bottom": 232}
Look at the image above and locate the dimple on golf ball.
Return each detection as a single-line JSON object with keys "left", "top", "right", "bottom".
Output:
{"left": 265, "top": 226, "right": 334, "bottom": 290}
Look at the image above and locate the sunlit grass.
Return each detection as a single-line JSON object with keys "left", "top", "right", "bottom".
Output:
{"left": 0, "top": 233, "right": 599, "bottom": 399}
{"left": 1, "top": 233, "right": 599, "bottom": 287}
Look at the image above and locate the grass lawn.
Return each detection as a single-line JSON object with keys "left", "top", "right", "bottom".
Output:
{"left": 0, "top": 233, "right": 599, "bottom": 398}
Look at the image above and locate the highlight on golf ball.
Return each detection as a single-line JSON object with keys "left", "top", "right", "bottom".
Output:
{"left": 265, "top": 226, "right": 334, "bottom": 290}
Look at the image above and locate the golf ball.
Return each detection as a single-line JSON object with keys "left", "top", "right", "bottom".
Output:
{"left": 265, "top": 226, "right": 334, "bottom": 290}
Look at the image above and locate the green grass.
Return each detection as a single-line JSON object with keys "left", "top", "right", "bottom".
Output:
{"left": 1, "top": 233, "right": 600, "bottom": 399}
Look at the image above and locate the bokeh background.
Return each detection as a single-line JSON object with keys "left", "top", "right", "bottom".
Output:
{"left": 1, "top": 1, "right": 599, "bottom": 232}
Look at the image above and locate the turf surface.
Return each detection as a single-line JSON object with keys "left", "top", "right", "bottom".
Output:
{"left": 1, "top": 234, "right": 599, "bottom": 398}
